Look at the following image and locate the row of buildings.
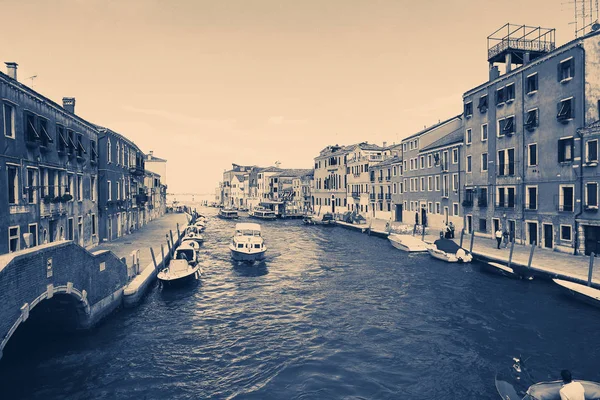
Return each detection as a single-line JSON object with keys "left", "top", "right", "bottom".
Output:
{"left": 218, "top": 24, "right": 600, "bottom": 256}
{"left": 1, "top": 62, "right": 168, "bottom": 255}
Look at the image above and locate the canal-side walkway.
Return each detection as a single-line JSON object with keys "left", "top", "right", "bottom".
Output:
{"left": 92, "top": 212, "right": 189, "bottom": 272}
{"left": 335, "top": 217, "right": 600, "bottom": 287}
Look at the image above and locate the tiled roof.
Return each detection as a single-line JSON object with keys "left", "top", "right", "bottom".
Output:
{"left": 420, "top": 127, "right": 464, "bottom": 152}
{"left": 272, "top": 168, "right": 313, "bottom": 178}
{"left": 369, "top": 155, "right": 402, "bottom": 169}
{"left": 402, "top": 115, "right": 463, "bottom": 141}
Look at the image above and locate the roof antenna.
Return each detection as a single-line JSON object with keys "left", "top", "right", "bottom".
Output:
{"left": 275, "top": 161, "right": 281, "bottom": 168}
{"left": 27, "top": 75, "right": 38, "bottom": 89}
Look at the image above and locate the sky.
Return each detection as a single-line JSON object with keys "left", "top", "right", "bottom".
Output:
{"left": 0, "top": 0, "right": 579, "bottom": 194}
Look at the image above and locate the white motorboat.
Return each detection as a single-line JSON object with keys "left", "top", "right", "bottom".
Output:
{"left": 193, "top": 220, "right": 206, "bottom": 232}
{"left": 158, "top": 242, "right": 201, "bottom": 283}
{"left": 427, "top": 238, "right": 473, "bottom": 263}
{"left": 181, "top": 225, "right": 204, "bottom": 245}
{"left": 229, "top": 222, "right": 267, "bottom": 262}
{"left": 553, "top": 278, "right": 600, "bottom": 308}
{"left": 249, "top": 207, "right": 277, "bottom": 220}
{"left": 388, "top": 234, "right": 428, "bottom": 252}
{"left": 218, "top": 209, "right": 239, "bottom": 219}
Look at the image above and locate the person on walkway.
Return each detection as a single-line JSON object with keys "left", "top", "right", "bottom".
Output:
{"left": 495, "top": 228, "right": 503, "bottom": 249}
{"left": 503, "top": 228, "right": 509, "bottom": 248}
{"left": 559, "top": 370, "right": 585, "bottom": 400}
{"left": 448, "top": 221, "right": 455, "bottom": 238}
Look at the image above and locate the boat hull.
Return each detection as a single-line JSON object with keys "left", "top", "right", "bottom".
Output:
{"left": 229, "top": 246, "right": 267, "bottom": 262}
{"left": 554, "top": 278, "right": 600, "bottom": 308}
{"left": 249, "top": 215, "right": 277, "bottom": 220}
{"left": 427, "top": 248, "right": 473, "bottom": 263}
{"left": 157, "top": 265, "right": 201, "bottom": 283}
{"left": 388, "top": 235, "right": 428, "bottom": 253}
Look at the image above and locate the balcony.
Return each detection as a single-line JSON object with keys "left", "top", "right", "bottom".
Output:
{"left": 378, "top": 177, "right": 383, "bottom": 182}
{"left": 9, "top": 204, "right": 35, "bottom": 214}
{"left": 495, "top": 199, "right": 517, "bottom": 209}
{"left": 369, "top": 194, "right": 376, "bottom": 201}
{"left": 384, "top": 193, "right": 392, "bottom": 200}
{"left": 351, "top": 191, "right": 360, "bottom": 199}
{"left": 385, "top": 176, "right": 391, "bottom": 182}
{"left": 40, "top": 202, "right": 67, "bottom": 218}
{"left": 585, "top": 205, "right": 599, "bottom": 212}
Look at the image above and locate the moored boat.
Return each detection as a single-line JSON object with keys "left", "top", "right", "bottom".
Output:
{"left": 303, "top": 212, "right": 335, "bottom": 226}
{"left": 249, "top": 207, "right": 277, "bottom": 220}
{"left": 181, "top": 225, "right": 204, "bottom": 245}
{"left": 218, "top": 208, "right": 239, "bottom": 219}
{"left": 427, "top": 238, "right": 472, "bottom": 263}
{"left": 553, "top": 278, "right": 600, "bottom": 308}
{"left": 158, "top": 242, "right": 201, "bottom": 283}
{"left": 388, "top": 234, "right": 428, "bottom": 252}
{"left": 229, "top": 222, "right": 267, "bottom": 262}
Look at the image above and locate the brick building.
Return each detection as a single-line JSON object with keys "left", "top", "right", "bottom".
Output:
{"left": 1, "top": 62, "right": 99, "bottom": 254}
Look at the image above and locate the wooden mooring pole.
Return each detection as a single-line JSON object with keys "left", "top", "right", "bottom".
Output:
{"left": 508, "top": 240, "right": 515, "bottom": 269}
{"left": 150, "top": 247, "right": 158, "bottom": 270}
{"left": 469, "top": 231, "right": 475, "bottom": 253}
{"left": 460, "top": 229, "right": 465, "bottom": 247}
{"left": 176, "top": 223, "right": 181, "bottom": 240}
{"left": 421, "top": 225, "right": 426, "bottom": 241}
{"left": 161, "top": 244, "right": 165, "bottom": 267}
{"left": 169, "top": 230, "right": 175, "bottom": 253}
{"left": 166, "top": 234, "right": 171, "bottom": 256}
{"left": 588, "top": 252, "right": 595, "bottom": 287}
{"left": 527, "top": 241, "right": 536, "bottom": 269}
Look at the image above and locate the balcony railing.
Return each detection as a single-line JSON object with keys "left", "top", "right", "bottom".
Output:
{"left": 385, "top": 176, "right": 391, "bottom": 182}
{"left": 129, "top": 165, "right": 145, "bottom": 176}
{"left": 351, "top": 191, "right": 360, "bottom": 199}
{"left": 377, "top": 193, "right": 384, "bottom": 200}
{"left": 369, "top": 194, "right": 376, "bottom": 201}
{"left": 40, "top": 203, "right": 67, "bottom": 217}
{"left": 558, "top": 204, "right": 574, "bottom": 212}
{"left": 384, "top": 193, "right": 392, "bottom": 200}
{"left": 495, "top": 199, "right": 517, "bottom": 208}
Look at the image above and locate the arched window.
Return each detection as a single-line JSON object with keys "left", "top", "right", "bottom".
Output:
{"left": 107, "top": 138, "right": 112, "bottom": 163}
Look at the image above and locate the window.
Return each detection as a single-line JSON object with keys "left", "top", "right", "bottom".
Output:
{"left": 9, "top": 226, "right": 19, "bottom": 253}
{"left": 420, "top": 177, "right": 425, "bottom": 192}
{"left": 420, "top": 156, "right": 424, "bottom": 169}
{"left": 77, "top": 175, "right": 83, "bottom": 201}
{"left": 28, "top": 224, "right": 38, "bottom": 247}
{"left": 478, "top": 188, "right": 488, "bottom": 207}
{"left": 496, "top": 187, "right": 516, "bottom": 208}
{"left": 466, "top": 155, "right": 472, "bottom": 173}
{"left": 586, "top": 140, "right": 598, "bottom": 163}
{"left": 557, "top": 98, "right": 574, "bottom": 122}
{"left": 39, "top": 118, "right": 52, "bottom": 147}
{"left": 452, "top": 173, "right": 458, "bottom": 192}
{"left": 428, "top": 202, "right": 433, "bottom": 214}
{"left": 478, "top": 95, "right": 488, "bottom": 113}
{"left": 497, "top": 148, "right": 515, "bottom": 176}
{"left": 116, "top": 181, "right": 121, "bottom": 200}
{"left": 526, "top": 186, "right": 538, "bottom": 210}
{"left": 479, "top": 218, "right": 487, "bottom": 233}
{"left": 442, "top": 151, "right": 449, "bottom": 171}
{"left": 91, "top": 176, "right": 96, "bottom": 201}
{"left": 481, "top": 124, "right": 488, "bottom": 141}
{"left": 452, "top": 148, "right": 458, "bottom": 164}
{"left": 116, "top": 141, "right": 120, "bottom": 165}
{"left": 27, "top": 168, "right": 37, "bottom": 204}
{"left": 586, "top": 182, "right": 598, "bottom": 208}
{"left": 435, "top": 175, "right": 440, "bottom": 191}
{"left": 410, "top": 141, "right": 413, "bottom": 150}
{"left": 427, "top": 154, "right": 432, "bottom": 168}
{"left": 67, "top": 130, "right": 76, "bottom": 156}
{"left": 428, "top": 176, "right": 433, "bottom": 191}
{"left": 559, "top": 185, "right": 574, "bottom": 212}
{"left": 7, "top": 165, "right": 18, "bottom": 205}
{"left": 3, "top": 103, "right": 15, "bottom": 138}
{"left": 436, "top": 203, "right": 441, "bottom": 214}
{"left": 107, "top": 138, "right": 112, "bottom": 163}
{"left": 498, "top": 116, "right": 515, "bottom": 136}
{"left": 505, "top": 83, "right": 515, "bottom": 102}
{"left": 561, "top": 225, "right": 572, "bottom": 241}
{"left": 528, "top": 143, "right": 538, "bottom": 166}
{"left": 25, "top": 112, "right": 40, "bottom": 143}
{"left": 453, "top": 203, "right": 459, "bottom": 216}
{"left": 525, "top": 109, "right": 538, "bottom": 131}
{"left": 465, "top": 129, "right": 472, "bottom": 144}
{"left": 481, "top": 153, "right": 488, "bottom": 171}
{"left": 496, "top": 87, "right": 505, "bottom": 105}
{"left": 107, "top": 181, "right": 112, "bottom": 201}
{"left": 527, "top": 73, "right": 538, "bottom": 94}
{"left": 558, "top": 137, "right": 574, "bottom": 162}
{"left": 442, "top": 175, "right": 449, "bottom": 197}
{"left": 558, "top": 57, "right": 574, "bottom": 82}
{"left": 57, "top": 125, "right": 67, "bottom": 153}
{"left": 77, "top": 134, "right": 86, "bottom": 159}
{"left": 464, "top": 101, "right": 473, "bottom": 118}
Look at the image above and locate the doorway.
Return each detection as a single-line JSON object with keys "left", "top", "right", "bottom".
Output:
{"left": 584, "top": 225, "right": 600, "bottom": 256}
{"left": 117, "top": 213, "right": 122, "bottom": 237}
{"left": 493, "top": 218, "right": 500, "bottom": 234}
{"left": 467, "top": 215, "right": 472, "bottom": 234}
{"left": 395, "top": 204, "right": 403, "bottom": 222}
{"left": 108, "top": 218, "right": 113, "bottom": 240}
{"left": 543, "top": 223, "right": 553, "bottom": 249}
{"left": 49, "top": 220, "right": 57, "bottom": 243}
{"left": 527, "top": 222, "right": 538, "bottom": 245}
{"left": 421, "top": 206, "right": 428, "bottom": 227}
{"left": 508, "top": 220, "right": 516, "bottom": 243}
{"left": 68, "top": 218, "right": 74, "bottom": 241}
{"left": 331, "top": 196, "right": 335, "bottom": 214}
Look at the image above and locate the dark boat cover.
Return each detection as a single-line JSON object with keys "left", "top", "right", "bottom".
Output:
{"left": 433, "top": 239, "right": 463, "bottom": 254}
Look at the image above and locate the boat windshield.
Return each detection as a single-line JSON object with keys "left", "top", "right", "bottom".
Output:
{"left": 237, "top": 229, "right": 261, "bottom": 236}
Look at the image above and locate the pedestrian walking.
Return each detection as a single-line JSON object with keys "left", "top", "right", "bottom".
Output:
{"left": 502, "top": 228, "right": 509, "bottom": 248}
{"left": 495, "top": 228, "right": 503, "bottom": 249}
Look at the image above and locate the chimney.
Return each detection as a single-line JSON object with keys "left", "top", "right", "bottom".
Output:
{"left": 383, "top": 141, "right": 387, "bottom": 147}
{"left": 63, "top": 97, "right": 76, "bottom": 114}
{"left": 523, "top": 52, "right": 531, "bottom": 65}
{"left": 489, "top": 65, "right": 500, "bottom": 81}
{"left": 5, "top": 62, "right": 18, "bottom": 81}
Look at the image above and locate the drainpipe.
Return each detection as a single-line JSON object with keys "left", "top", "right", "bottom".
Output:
{"left": 574, "top": 45, "right": 585, "bottom": 255}
{"left": 521, "top": 65, "right": 527, "bottom": 245}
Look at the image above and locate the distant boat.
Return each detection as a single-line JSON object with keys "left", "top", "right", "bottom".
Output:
{"left": 303, "top": 212, "right": 335, "bottom": 226}
{"left": 218, "top": 209, "right": 239, "bottom": 219}
{"left": 553, "top": 278, "right": 600, "bottom": 308}
{"left": 158, "top": 242, "right": 201, "bottom": 284}
{"left": 248, "top": 207, "right": 277, "bottom": 220}
{"left": 388, "top": 234, "right": 428, "bottom": 253}
{"left": 229, "top": 222, "right": 267, "bottom": 262}
{"left": 427, "top": 238, "right": 472, "bottom": 263}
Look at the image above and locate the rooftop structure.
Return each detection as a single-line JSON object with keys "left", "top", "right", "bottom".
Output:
{"left": 487, "top": 23, "right": 556, "bottom": 67}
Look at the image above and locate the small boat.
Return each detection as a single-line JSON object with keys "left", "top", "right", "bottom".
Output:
{"left": 427, "top": 238, "right": 472, "bottom": 263}
{"left": 496, "top": 357, "right": 600, "bottom": 399}
{"left": 181, "top": 225, "right": 204, "bottom": 245}
{"left": 229, "top": 222, "right": 267, "bottom": 262}
{"left": 218, "top": 209, "right": 239, "bottom": 219}
{"left": 158, "top": 242, "right": 201, "bottom": 283}
{"left": 482, "top": 261, "right": 534, "bottom": 280}
{"left": 249, "top": 207, "right": 277, "bottom": 220}
{"left": 303, "top": 212, "right": 335, "bottom": 226}
{"left": 553, "top": 278, "right": 600, "bottom": 308}
{"left": 388, "top": 234, "right": 428, "bottom": 252}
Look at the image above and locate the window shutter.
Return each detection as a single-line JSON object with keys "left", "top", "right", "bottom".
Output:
{"left": 557, "top": 62, "right": 562, "bottom": 81}
{"left": 570, "top": 58, "right": 575, "bottom": 78}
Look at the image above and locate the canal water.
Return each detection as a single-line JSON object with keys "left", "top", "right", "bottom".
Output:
{"left": 2, "top": 207, "right": 600, "bottom": 399}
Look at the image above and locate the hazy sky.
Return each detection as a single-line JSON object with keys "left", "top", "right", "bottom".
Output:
{"left": 0, "top": 0, "right": 575, "bottom": 193}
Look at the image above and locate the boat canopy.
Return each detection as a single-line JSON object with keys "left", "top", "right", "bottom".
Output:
{"left": 235, "top": 223, "right": 262, "bottom": 236}
{"left": 433, "top": 239, "right": 464, "bottom": 253}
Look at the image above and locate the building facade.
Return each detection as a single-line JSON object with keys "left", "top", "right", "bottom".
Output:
{"left": 1, "top": 63, "right": 99, "bottom": 254}
{"left": 346, "top": 143, "right": 384, "bottom": 218}
{"left": 462, "top": 25, "right": 600, "bottom": 253}
{"left": 313, "top": 145, "right": 349, "bottom": 215}
{"left": 369, "top": 155, "right": 402, "bottom": 221}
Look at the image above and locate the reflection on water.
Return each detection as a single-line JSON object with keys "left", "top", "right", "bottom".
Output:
{"left": 1, "top": 206, "right": 600, "bottom": 400}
